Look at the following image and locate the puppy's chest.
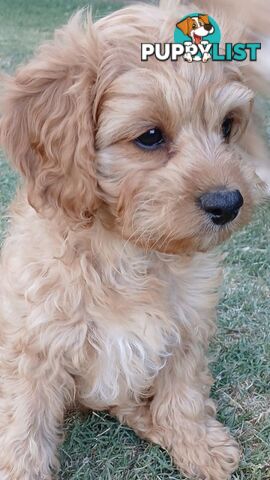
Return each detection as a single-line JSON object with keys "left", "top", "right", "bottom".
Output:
{"left": 77, "top": 254, "right": 218, "bottom": 408}
{"left": 78, "top": 309, "right": 174, "bottom": 409}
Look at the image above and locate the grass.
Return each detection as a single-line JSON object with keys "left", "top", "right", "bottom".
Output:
{"left": 0, "top": 1, "right": 269, "bottom": 479}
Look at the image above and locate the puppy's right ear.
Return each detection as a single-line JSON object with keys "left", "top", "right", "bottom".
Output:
{"left": 0, "top": 11, "right": 101, "bottom": 224}
{"left": 176, "top": 17, "right": 192, "bottom": 36}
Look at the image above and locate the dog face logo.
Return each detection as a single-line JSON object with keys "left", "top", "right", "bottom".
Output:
{"left": 174, "top": 12, "right": 220, "bottom": 62}
{"left": 176, "top": 15, "right": 214, "bottom": 45}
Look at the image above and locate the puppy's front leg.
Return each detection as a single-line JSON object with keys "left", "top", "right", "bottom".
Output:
{"left": 150, "top": 350, "right": 240, "bottom": 479}
{"left": 116, "top": 347, "right": 240, "bottom": 480}
{"left": 0, "top": 345, "right": 74, "bottom": 480}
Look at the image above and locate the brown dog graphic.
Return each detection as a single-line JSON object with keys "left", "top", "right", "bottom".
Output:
{"left": 176, "top": 14, "right": 214, "bottom": 44}
{"left": 176, "top": 14, "right": 214, "bottom": 62}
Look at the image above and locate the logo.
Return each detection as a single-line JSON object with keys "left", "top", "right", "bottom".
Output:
{"left": 174, "top": 13, "right": 220, "bottom": 62}
{"left": 141, "top": 13, "right": 261, "bottom": 63}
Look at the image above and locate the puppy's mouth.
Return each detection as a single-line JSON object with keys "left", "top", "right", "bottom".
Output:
{"left": 193, "top": 33, "right": 202, "bottom": 45}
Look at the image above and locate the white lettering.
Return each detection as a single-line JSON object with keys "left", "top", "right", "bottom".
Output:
{"left": 141, "top": 43, "right": 155, "bottom": 61}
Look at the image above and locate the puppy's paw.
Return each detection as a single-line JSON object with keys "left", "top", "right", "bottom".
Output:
{"left": 173, "top": 419, "right": 240, "bottom": 480}
{"left": 200, "top": 441, "right": 240, "bottom": 479}
{"left": 194, "top": 422, "right": 240, "bottom": 480}
{"left": 183, "top": 53, "right": 193, "bottom": 63}
{"left": 202, "top": 52, "right": 211, "bottom": 63}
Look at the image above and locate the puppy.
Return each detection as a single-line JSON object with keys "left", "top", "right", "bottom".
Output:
{"left": 176, "top": 14, "right": 214, "bottom": 44}
{"left": 176, "top": 14, "right": 214, "bottom": 62}
{"left": 0, "top": 1, "right": 268, "bottom": 479}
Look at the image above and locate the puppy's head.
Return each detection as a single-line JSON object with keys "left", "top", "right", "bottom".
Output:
{"left": 0, "top": 4, "right": 266, "bottom": 253}
{"left": 176, "top": 14, "right": 214, "bottom": 43}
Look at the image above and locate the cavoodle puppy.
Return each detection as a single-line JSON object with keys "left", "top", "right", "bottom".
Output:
{"left": 0, "top": 1, "right": 269, "bottom": 479}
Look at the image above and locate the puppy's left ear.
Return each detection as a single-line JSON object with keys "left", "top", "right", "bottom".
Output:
{"left": 198, "top": 14, "right": 210, "bottom": 24}
{"left": 0, "top": 12, "right": 101, "bottom": 224}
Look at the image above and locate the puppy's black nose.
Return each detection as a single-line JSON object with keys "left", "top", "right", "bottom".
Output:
{"left": 204, "top": 23, "right": 213, "bottom": 31}
{"left": 199, "top": 189, "right": 243, "bottom": 225}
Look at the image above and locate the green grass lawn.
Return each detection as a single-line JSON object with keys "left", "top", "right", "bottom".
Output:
{"left": 0, "top": 1, "right": 269, "bottom": 479}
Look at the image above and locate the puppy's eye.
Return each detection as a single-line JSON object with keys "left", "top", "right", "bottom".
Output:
{"left": 192, "top": 23, "right": 197, "bottom": 28}
{"left": 135, "top": 128, "right": 165, "bottom": 150}
{"left": 222, "top": 116, "right": 234, "bottom": 141}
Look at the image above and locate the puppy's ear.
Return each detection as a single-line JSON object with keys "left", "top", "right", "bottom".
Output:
{"left": 176, "top": 17, "right": 192, "bottom": 36}
{"left": 198, "top": 14, "right": 210, "bottom": 24}
{"left": 0, "top": 12, "right": 100, "bottom": 224}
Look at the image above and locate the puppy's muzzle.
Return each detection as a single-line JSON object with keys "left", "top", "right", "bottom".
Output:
{"left": 199, "top": 189, "right": 244, "bottom": 225}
